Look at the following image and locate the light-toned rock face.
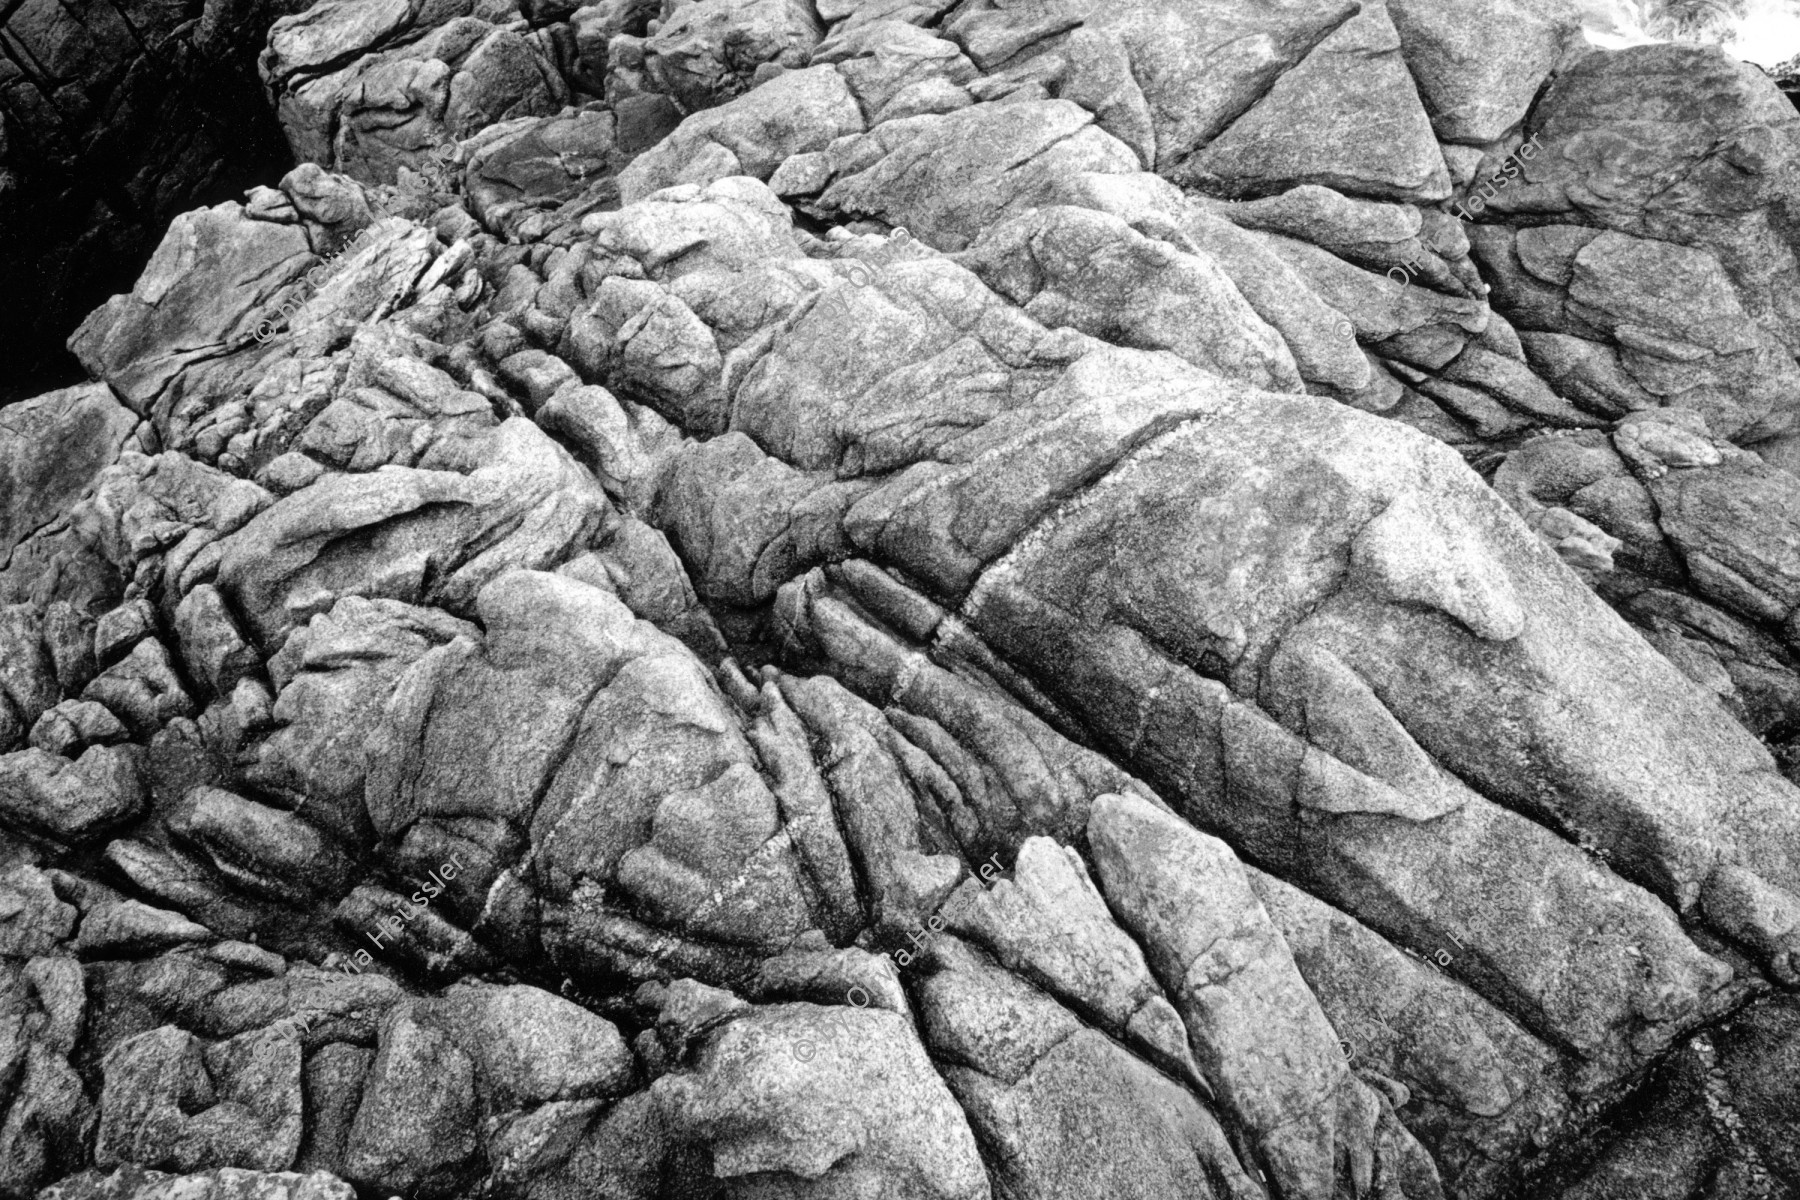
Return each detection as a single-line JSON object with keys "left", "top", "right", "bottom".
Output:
{"left": 7, "top": 2, "right": 1800, "bottom": 1200}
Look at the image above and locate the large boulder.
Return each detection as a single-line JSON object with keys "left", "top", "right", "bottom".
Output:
{"left": 10, "top": 5, "right": 1800, "bottom": 1200}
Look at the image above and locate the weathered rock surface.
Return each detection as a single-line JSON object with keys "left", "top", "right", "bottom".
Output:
{"left": 0, "top": 0, "right": 305, "bottom": 401}
{"left": 5, "top": 3, "right": 1800, "bottom": 1200}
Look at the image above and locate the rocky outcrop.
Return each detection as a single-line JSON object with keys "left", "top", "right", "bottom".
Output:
{"left": 1495, "top": 411, "right": 1800, "bottom": 791}
{"left": 0, "top": 0, "right": 307, "bottom": 401}
{"left": 5, "top": 2, "right": 1800, "bottom": 1199}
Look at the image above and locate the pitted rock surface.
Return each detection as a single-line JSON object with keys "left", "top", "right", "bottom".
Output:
{"left": 5, "top": 4, "right": 1800, "bottom": 1200}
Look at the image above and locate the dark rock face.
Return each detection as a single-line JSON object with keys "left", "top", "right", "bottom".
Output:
{"left": 4, "top": 2, "right": 1800, "bottom": 1199}
{"left": 0, "top": 0, "right": 313, "bottom": 403}
{"left": 1774, "top": 51, "right": 1800, "bottom": 110}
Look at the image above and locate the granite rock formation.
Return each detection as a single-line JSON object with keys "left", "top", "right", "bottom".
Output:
{"left": 3, "top": 2, "right": 1800, "bottom": 1199}
{"left": 0, "top": 0, "right": 317, "bottom": 401}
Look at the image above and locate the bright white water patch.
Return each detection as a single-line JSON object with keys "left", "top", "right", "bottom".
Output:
{"left": 1726, "top": 0, "right": 1800, "bottom": 65}
{"left": 1576, "top": 0, "right": 1664, "bottom": 48}
{"left": 1575, "top": 0, "right": 1800, "bottom": 65}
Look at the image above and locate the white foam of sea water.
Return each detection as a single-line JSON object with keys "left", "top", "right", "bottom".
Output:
{"left": 1575, "top": 0, "right": 1664, "bottom": 49}
{"left": 1725, "top": 0, "right": 1800, "bottom": 65}
{"left": 1574, "top": 0, "right": 1800, "bottom": 66}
